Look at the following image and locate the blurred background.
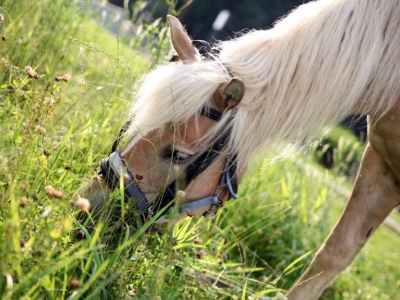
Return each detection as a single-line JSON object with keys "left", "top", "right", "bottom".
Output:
{"left": 108, "top": 0, "right": 311, "bottom": 40}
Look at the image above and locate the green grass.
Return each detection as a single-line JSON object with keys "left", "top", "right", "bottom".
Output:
{"left": 1, "top": 1, "right": 400, "bottom": 299}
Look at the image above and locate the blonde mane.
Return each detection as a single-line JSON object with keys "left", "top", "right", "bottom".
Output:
{"left": 124, "top": 0, "right": 400, "bottom": 173}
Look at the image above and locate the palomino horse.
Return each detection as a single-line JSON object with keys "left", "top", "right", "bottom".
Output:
{"left": 78, "top": 0, "right": 400, "bottom": 298}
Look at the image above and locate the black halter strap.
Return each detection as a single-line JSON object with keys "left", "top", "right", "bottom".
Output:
{"left": 185, "top": 109, "right": 236, "bottom": 185}
{"left": 200, "top": 106, "right": 223, "bottom": 121}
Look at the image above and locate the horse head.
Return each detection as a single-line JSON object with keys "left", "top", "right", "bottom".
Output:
{"left": 77, "top": 15, "right": 246, "bottom": 221}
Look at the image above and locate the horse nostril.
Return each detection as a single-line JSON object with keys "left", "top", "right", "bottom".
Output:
{"left": 135, "top": 174, "right": 144, "bottom": 180}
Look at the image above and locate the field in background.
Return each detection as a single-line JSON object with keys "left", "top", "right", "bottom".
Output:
{"left": 1, "top": 1, "right": 399, "bottom": 299}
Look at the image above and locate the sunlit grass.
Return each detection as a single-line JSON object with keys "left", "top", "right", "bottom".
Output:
{"left": 1, "top": 1, "right": 399, "bottom": 299}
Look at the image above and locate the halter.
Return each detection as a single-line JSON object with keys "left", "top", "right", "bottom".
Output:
{"left": 98, "top": 41, "right": 238, "bottom": 220}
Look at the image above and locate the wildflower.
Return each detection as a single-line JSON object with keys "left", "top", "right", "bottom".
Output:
{"left": 196, "top": 250, "right": 206, "bottom": 259}
{"left": 34, "top": 125, "right": 46, "bottom": 135}
{"left": 25, "top": 66, "right": 39, "bottom": 79}
{"left": 75, "top": 198, "right": 90, "bottom": 212}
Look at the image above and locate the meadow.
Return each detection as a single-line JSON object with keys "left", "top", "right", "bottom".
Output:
{"left": 1, "top": 1, "right": 400, "bottom": 299}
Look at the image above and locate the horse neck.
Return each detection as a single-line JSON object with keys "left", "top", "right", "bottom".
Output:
{"left": 219, "top": 0, "right": 400, "bottom": 171}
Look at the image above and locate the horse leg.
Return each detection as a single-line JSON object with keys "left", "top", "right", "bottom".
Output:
{"left": 287, "top": 140, "right": 400, "bottom": 299}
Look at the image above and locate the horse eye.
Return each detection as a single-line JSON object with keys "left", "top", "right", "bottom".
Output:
{"left": 163, "top": 147, "right": 192, "bottom": 163}
{"left": 169, "top": 55, "right": 179, "bottom": 62}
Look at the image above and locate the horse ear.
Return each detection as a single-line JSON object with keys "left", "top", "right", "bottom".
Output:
{"left": 213, "top": 77, "right": 245, "bottom": 111}
{"left": 167, "top": 15, "right": 197, "bottom": 63}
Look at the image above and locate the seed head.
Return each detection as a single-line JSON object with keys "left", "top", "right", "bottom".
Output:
{"left": 176, "top": 190, "right": 185, "bottom": 199}
{"left": 98, "top": 274, "right": 106, "bottom": 281}
{"left": 25, "top": 66, "right": 39, "bottom": 79}
{"left": 194, "top": 237, "right": 202, "bottom": 244}
{"left": 44, "top": 185, "right": 65, "bottom": 199}
{"left": 43, "top": 149, "right": 51, "bottom": 156}
{"left": 45, "top": 97, "right": 55, "bottom": 108}
{"left": 196, "top": 250, "right": 206, "bottom": 259}
{"left": 75, "top": 198, "right": 90, "bottom": 212}
{"left": 62, "top": 74, "right": 71, "bottom": 83}
{"left": 75, "top": 230, "right": 85, "bottom": 240}
{"left": 44, "top": 185, "right": 54, "bottom": 195}
{"left": 20, "top": 197, "right": 29, "bottom": 207}
{"left": 21, "top": 181, "right": 29, "bottom": 191}
{"left": 0, "top": 57, "right": 8, "bottom": 67}
{"left": 0, "top": 14, "right": 4, "bottom": 22}
{"left": 259, "top": 275, "right": 268, "bottom": 283}
{"left": 2, "top": 34, "right": 7, "bottom": 41}
{"left": 68, "top": 278, "right": 82, "bottom": 289}
{"left": 55, "top": 74, "right": 71, "bottom": 83}
{"left": 51, "top": 189, "right": 65, "bottom": 199}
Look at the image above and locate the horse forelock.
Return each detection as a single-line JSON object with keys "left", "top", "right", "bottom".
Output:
{"left": 121, "top": 60, "right": 232, "bottom": 156}
{"left": 217, "top": 0, "right": 400, "bottom": 172}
